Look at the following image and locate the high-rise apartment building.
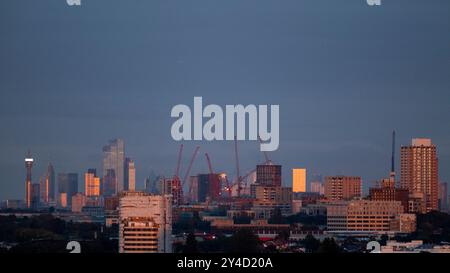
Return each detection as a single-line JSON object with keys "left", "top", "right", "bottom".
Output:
{"left": 124, "top": 158, "right": 136, "bottom": 191}
{"left": 85, "top": 169, "right": 101, "bottom": 197}
{"left": 103, "top": 139, "right": 125, "bottom": 195}
{"left": 400, "top": 138, "right": 438, "bottom": 213}
{"left": 119, "top": 192, "right": 172, "bottom": 253}
{"left": 292, "top": 168, "right": 306, "bottom": 193}
{"left": 324, "top": 176, "right": 361, "bottom": 201}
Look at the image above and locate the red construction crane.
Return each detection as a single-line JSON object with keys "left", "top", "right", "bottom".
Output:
{"left": 205, "top": 153, "right": 214, "bottom": 174}
{"left": 234, "top": 135, "right": 242, "bottom": 198}
{"left": 184, "top": 146, "right": 200, "bottom": 197}
{"left": 175, "top": 144, "right": 184, "bottom": 179}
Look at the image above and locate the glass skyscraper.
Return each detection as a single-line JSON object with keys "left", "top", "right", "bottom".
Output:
{"left": 102, "top": 139, "right": 125, "bottom": 195}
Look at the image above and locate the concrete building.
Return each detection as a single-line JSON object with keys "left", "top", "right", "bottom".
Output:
{"left": 369, "top": 176, "right": 409, "bottom": 213}
{"left": 292, "top": 168, "right": 306, "bottom": 193}
{"left": 324, "top": 176, "right": 361, "bottom": 201}
{"left": 327, "top": 200, "right": 416, "bottom": 233}
{"left": 119, "top": 191, "right": 172, "bottom": 253}
{"left": 400, "top": 138, "right": 439, "bottom": 213}
{"left": 252, "top": 186, "right": 292, "bottom": 219}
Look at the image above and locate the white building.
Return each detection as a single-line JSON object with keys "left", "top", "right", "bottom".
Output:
{"left": 119, "top": 191, "right": 172, "bottom": 253}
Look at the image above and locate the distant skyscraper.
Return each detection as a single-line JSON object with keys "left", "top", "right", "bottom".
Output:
{"left": 85, "top": 169, "right": 101, "bottom": 197}
{"left": 39, "top": 176, "right": 47, "bottom": 205}
{"left": 57, "top": 173, "right": 78, "bottom": 207}
{"left": 46, "top": 163, "right": 55, "bottom": 203}
{"left": 438, "top": 182, "right": 448, "bottom": 212}
{"left": 124, "top": 158, "right": 136, "bottom": 191}
{"left": 400, "top": 138, "right": 439, "bottom": 213}
{"left": 25, "top": 150, "right": 34, "bottom": 208}
{"left": 292, "top": 168, "right": 306, "bottom": 193}
{"left": 30, "top": 183, "right": 40, "bottom": 210}
{"left": 103, "top": 139, "right": 125, "bottom": 195}
{"left": 324, "top": 176, "right": 362, "bottom": 201}
{"left": 119, "top": 192, "right": 172, "bottom": 253}
{"left": 102, "top": 169, "right": 116, "bottom": 197}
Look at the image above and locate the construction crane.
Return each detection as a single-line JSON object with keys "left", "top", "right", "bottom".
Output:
{"left": 258, "top": 135, "right": 272, "bottom": 164}
{"left": 184, "top": 146, "right": 200, "bottom": 199}
{"left": 234, "top": 135, "right": 242, "bottom": 198}
{"left": 175, "top": 144, "right": 184, "bottom": 179}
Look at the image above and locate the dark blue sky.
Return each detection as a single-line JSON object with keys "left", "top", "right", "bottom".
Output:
{"left": 0, "top": 0, "right": 449, "bottom": 200}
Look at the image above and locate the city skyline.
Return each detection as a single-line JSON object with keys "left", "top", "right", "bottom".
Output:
{"left": 1, "top": 0, "right": 449, "bottom": 201}
{"left": 5, "top": 134, "right": 447, "bottom": 203}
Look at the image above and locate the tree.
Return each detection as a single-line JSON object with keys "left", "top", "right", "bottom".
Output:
{"left": 268, "top": 208, "right": 284, "bottom": 224}
{"left": 318, "top": 238, "right": 341, "bottom": 253}
{"left": 230, "top": 229, "right": 262, "bottom": 253}
{"left": 183, "top": 233, "right": 199, "bottom": 253}
{"left": 302, "top": 234, "right": 320, "bottom": 253}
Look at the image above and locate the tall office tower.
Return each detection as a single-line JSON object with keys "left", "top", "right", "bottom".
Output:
{"left": 292, "top": 168, "right": 306, "bottom": 193}
{"left": 124, "top": 158, "right": 136, "bottom": 191}
{"left": 30, "top": 183, "right": 40, "bottom": 210}
{"left": 85, "top": 169, "right": 101, "bottom": 197}
{"left": 39, "top": 176, "right": 47, "bottom": 205}
{"left": 25, "top": 151, "right": 34, "bottom": 208}
{"left": 119, "top": 192, "right": 172, "bottom": 253}
{"left": 57, "top": 173, "right": 78, "bottom": 207}
{"left": 324, "top": 176, "right": 362, "bottom": 201}
{"left": 400, "top": 138, "right": 439, "bottom": 213}
{"left": 45, "top": 163, "right": 55, "bottom": 203}
{"left": 256, "top": 165, "right": 282, "bottom": 186}
{"left": 103, "top": 139, "right": 125, "bottom": 195}
{"left": 103, "top": 169, "right": 117, "bottom": 197}
{"left": 310, "top": 181, "right": 325, "bottom": 195}
{"left": 195, "top": 174, "right": 214, "bottom": 203}
{"left": 438, "top": 182, "right": 448, "bottom": 212}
